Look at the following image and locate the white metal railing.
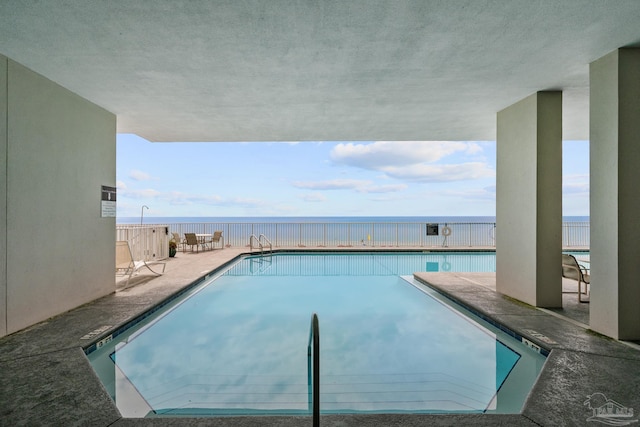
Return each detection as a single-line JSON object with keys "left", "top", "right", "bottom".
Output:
{"left": 562, "top": 221, "right": 590, "bottom": 248}
{"left": 118, "top": 221, "right": 589, "bottom": 250}
{"left": 116, "top": 225, "right": 170, "bottom": 261}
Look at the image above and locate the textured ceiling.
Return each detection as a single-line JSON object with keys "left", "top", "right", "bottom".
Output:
{"left": 1, "top": 1, "right": 640, "bottom": 142}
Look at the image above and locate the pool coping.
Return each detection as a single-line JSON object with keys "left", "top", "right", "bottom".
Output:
{"left": 2, "top": 248, "right": 639, "bottom": 426}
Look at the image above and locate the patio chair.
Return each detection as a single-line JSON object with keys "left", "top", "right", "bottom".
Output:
{"left": 171, "top": 232, "right": 185, "bottom": 252}
{"left": 207, "top": 230, "right": 224, "bottom": 249}
{"left": 184, "top": 233, "right": 203, "bottom": 253}
{"left": 116, "top": 240, "right": 166, "bottom": 287}
{"left": 562, "top": 254, "right": 590, "bottom": 303}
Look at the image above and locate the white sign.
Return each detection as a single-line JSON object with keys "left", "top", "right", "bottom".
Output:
{"left": 101, "top": 185, "right": 116, "bottom": 217}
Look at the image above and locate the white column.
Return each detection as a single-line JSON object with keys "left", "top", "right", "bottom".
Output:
{"left": 0, "top": 55, "right": 7, "bottom": 337}
{"left": 2, "top": 57, "right": 116, "bottom": 337}
{"left": 496, "top": 92, "right": 563, "bottom": 308}
{"left": 590, "top": 48, "right": 640, "bottom": 340}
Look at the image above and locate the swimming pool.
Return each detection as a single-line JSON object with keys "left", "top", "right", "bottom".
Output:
{"left": 88, "top": 252, "right": 545, "bottom": 417}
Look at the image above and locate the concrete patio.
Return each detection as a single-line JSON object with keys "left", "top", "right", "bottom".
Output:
{"left": 1, "top": 248, "right": 639, "bottom": 426}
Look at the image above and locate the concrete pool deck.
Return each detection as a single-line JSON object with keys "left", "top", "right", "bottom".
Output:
{"left": 1, "top": 248, "right": 639, "bottom": 426}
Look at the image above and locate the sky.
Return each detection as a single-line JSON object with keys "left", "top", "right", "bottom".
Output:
{"left": 116, "top": 134, "right": 590, "bottom": 218}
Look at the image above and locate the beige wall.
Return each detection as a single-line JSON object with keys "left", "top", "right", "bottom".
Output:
{"left": 496, "top": 92, "right": 562, "bottom": 307}
{"left": 590, "top": 49, "right": 640, "bottom": 340}
{"left": 1, "top": 56, "right": 7, "bottom": 336}
{"left": 0, "top": 55, "right": 116, "bottom": 337}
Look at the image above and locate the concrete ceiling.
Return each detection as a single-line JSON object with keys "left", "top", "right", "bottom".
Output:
{"left": 2, "top": 1, "right": 640, "bottom": 142}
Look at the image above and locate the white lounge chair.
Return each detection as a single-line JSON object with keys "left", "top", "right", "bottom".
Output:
{"left": 116, "top": 240, "right": 166, "bottom": 287}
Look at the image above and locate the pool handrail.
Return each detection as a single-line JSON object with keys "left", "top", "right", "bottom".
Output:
{"left": 307, "top": 312, "right": 320, "bottom": 427}
{"left": 249, "top": 233, "right": 273, "bottom": 254}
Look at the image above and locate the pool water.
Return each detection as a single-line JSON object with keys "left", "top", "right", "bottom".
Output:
{"left": 228, "top": 251, "right": 497, "bottom": 275}
{"left": 88, "top": 252, "right": 545, "bottom": 417}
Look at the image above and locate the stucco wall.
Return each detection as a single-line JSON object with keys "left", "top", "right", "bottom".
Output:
{"left": 590, "top": 49, "right": 640, "bottom": 340}
{"left": 496, "top": 94, "right": 538, "bottom": 305}
{"left": 496, "top": 92, "right": 562, "bottom": 307}
{"left": 0, "top": 56, "right": 7, "bottom": 336}
{"left": 0, "top": 56, "right": 116, "bottom": 337}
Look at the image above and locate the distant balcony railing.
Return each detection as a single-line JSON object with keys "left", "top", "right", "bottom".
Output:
{"left": 116, "top": 221, "right": 590, "bottom": 260}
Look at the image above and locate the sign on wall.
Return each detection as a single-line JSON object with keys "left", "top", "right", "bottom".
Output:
{"left": 101, "top": 185, "right": 116, "bottom": 217}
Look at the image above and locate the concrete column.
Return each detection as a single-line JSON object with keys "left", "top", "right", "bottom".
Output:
{"left": 0, "top": 55, "right": 7, "bottom": 337}
{"left": 590, "top": 48, "right": 640, "bottom": 340}
{"left": 1, "top": 57, "right": 116, "bottom": 337}
{"left": 496, "top": 91, "right": 562, "bottom": 308}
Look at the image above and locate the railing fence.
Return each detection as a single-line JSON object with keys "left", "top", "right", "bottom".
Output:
{"left": 116, "top": 221, "right": 589, "bottom": 261}
{"left": 157, "top": 222, "right": 502, "bottom": 248}
{"left": 562, "top": 221, "right": 590, "bottom": 248}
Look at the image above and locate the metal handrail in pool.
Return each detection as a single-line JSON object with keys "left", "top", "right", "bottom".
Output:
{"left": 249, "top": 233, "right": 273, "bottom": 254}
{"left": 307, "top": 313, "right": 320, "bottom": 427}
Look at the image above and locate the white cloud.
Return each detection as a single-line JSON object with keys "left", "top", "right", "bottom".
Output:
{"left": 382, "top": 162, "right": 495, "bottom": 182}
{"left": 563, "top": 174, "right": 589, "bottom": 195}
{"left": 330, "top": 141, "right": 484, "bottom": 169}
{"left": 367, "top": 193, "right": 417, "bottom": 203}
{"left": 328, "top": 141, "right": 494, "bottom": 184}
{"left": 129, "top": 169, "right": 154, "bottom": 181}
{"left": 165, "top": 192, "right": 265, "bottom": 208}
{"left": 119, "top": 186, "right": 268, "bottom": 210}
{"left": 167, "top": 191, "right": 223, "bottom": 206}
{"left": 116, "top": 180, "right": 127, "bottom": 190}
{"left": 300, "top": 193, "right": 328, "bottom": 202}
{"left": 361, "top": 184, "right": 408, "bottom": 193}
{"left": 238, "top": 141, "right": 303, "bottom": 145}
{"left": 227, "top": 197, "right": 268, "bottom": 208}
{"left": 443, "top": 186, "right": 497, "bottom": 201}
{"left": 292, "top": 179, "right": 372, "bottom": 190}
{"left": 563, "top": 183, "right": 590, "bottom": 195}
{"left": 292, "top": 179, "right": 407, "bottom": 194}
{"left": 123, "top": 188, "right": 162, "bottom": 199}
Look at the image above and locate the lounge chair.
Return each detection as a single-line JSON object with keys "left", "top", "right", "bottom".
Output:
{"left": 207, "top": 230, "right": 224, "bottom": 249}
{"left": 562, "top": 254, "right": 590, "bottom": 303}
{"left": 116, "top": 240, "right": 166, "bottom": 287}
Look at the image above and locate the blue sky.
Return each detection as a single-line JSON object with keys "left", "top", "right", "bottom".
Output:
{"left": 116, "top": 134, "right": 589, "bottom": 218}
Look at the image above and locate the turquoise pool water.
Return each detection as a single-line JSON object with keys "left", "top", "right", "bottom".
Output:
{"left": 88, "top": 252, "right": 545, "bottom": 417}
{"left": 231, "top": 251, "right": 497, "bottom": 275}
